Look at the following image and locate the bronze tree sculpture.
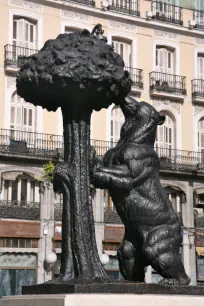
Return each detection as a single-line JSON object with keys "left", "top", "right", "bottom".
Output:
{"left": 17, "top": 27, "right": 132, "bottom": 284}
{"left": 91, "top": 96, "right": 190, "bottom": 286}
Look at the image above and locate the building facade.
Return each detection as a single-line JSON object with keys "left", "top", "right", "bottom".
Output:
{"left": 0, "top": 0, "right": 204, "bottom": 297}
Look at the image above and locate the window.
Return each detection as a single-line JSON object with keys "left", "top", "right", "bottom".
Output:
{"left": 165, "top": 187, "right": 182, "bottom": 215}
{"left": 197, "top": 54, "right": 204, "bottom": 79}
{"left": 196, "top": 0, "right": 204, "bottom": 11}
{"left": 0, "top": 238, "right": 38, "bottom": 248}
{"left": 10, "top": 93, "right": 35, "bottom": 133}
{"left": 13, "top": 17, "right": 37, "bottom": 50}
{"left": 3, "top": 176, "right": 39, "bottom": 203}
{"left": 156, "top": 113, "right": 175, "bottom": 150}
{"left": 156, "top": 46, "right": 174, "bottom": 74}
{"left": 0, "top": 253, "right": 37, "bottom": 298}
{"left": 198, "top": 118, "right": 204, "bottom": 162}
{"left": 112, "top": 39, "right": 131, "bottom": 67}
{"left": 110, "top": 106, "right": 125, "bottom": 145}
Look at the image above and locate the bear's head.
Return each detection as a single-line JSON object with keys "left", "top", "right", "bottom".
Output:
{"left": 120, "top": 96, "right": 165, "bottom": 145}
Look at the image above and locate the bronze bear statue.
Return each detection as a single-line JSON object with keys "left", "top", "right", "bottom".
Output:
{"left": 92, "top": 96, "right": 190, "bottom": 285}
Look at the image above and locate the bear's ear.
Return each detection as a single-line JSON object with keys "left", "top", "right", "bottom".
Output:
{"left": 157, "top": 114, "right": 166, "bottom": 125}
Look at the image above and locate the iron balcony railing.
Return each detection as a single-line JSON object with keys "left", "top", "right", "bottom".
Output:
{"left": 151, "top": 1, "right": 183, "bottom": 25}
{"left": 65, "top": 0, "right": 95, "bottom": 5}
{"left": 4, "top": 44, "right": 38, "bottom": 68}
{"left": 108, "top": 0, "right": 140, "bottom": 16}
{"left": 192, "top": 79, "right": 204, "bottom": 100}
{"left": 193, "top": 10, "right": 204, "bottom": 30}
{"left": 104, "top": 207, "right": 122, "bottom": 224}
{"left": 150, "top": 72, "right": 187, "bottom": 95}
{"left": 1, "top": 129, "right": 204, "bottom": 172}
{"left": 195, "top": 214, "right": 204, "bottom": 228}
{"left": 54, "top": 202, "right": 63, "bottom": 221}
{"left": 125, "top": 67, "right": 143, "bottom": 89}
{"left": 155, "top": 147, "right": 204, "bottom": 171}
{"left": 0, "top": 200, "right": 40, "bottom": 220}
{"left": 0, "top": 128, "right": 63, "bottom": 157}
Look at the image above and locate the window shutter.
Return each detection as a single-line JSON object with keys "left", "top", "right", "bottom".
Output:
{"left": 110, "top": 106, "right": 125, "bottom": 144}
{"left": 155, "top": 115, "right": 174, "bottom": 150}
{"left": 16, "top": 19, "right": 24, "bottom": 48}
{"left": 156, "top": 47, "right": 174, "bottom": 74}
{"left": 156, "top": 48, "right": 165, "bottom": 72}
{"left": 112, "top": 39, "right": 131, "bottom": 68}
{"left": 14, "top": 18, "right": 37, "bottom": 50}
{"left": 198, "top": 56, "right": 204, "bottom": 79}
{"left": 10, "top": 107, "right": 15, "bottom": 129}
{"left": 16, "top": 106, "right": 22, "bottom": 130}
{"left": 10, "top": 94, "right": 35, "bottom": 133}
{"left": 123, "top": 43, "right": 131, "bottom": 67}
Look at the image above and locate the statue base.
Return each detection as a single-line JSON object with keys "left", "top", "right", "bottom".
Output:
{"left": 21, "top": 283, "right": 204, "bottom": 296}
{"left": 1, "top": 293, "right": 204, "bottom": 306}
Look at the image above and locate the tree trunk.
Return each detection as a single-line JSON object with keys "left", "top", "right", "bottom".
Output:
{"left": 56, "top": 107, "right": 107, "bottom": 283}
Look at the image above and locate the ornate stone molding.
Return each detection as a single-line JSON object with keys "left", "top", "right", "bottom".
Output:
{"left": 153, "top": 29, "right": 180, "bottom": 41}
{"left": 8, "top": 0, "right": 43, "bottom": 12}
{"left": 195, "top": 105, "right": 204, "bottom": 116}
{"left": 61, "top": 10, "right": 92, "bottom": 23}
{"left": 152, "top": 98, "right": 181, "bottom": 114}
{"left": 195, "top": 38, "right": 204, "bottom": 45}
{"left": 108, "top": 20, "right": 136, "bottom": 33}
{"left": 7, "top": 76, "right": 16, "bottom": 89}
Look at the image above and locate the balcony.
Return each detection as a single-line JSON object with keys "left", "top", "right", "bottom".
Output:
{"left": 195, "top": 214, "right": 204, "bottom": 228}
{"left": 108, "top": 0, "right": 140, "bottom": 16}
{"left": 68, "top": 0, "right": 95, "bottom": 5}
{"left": 193, "top": 10, "right": 204, "bottom": 30}
{"left": 104, "top": 207, "right": 122, "bottom": 224}
{"left": 151, "top": 1, "right": 183, "bottom": 25}
{"left": 192, "top": 79, "right": 204, "bottom": 103}
{"left": 155, "top": 147, "right": 203, "bottom": 172}
{"left": 150, "top": 72, "right": 187, "bottom": 99}
{"left": 54, "top": 203, "right": 63, "bottom": 221}
{"left": 1, "top": 130, "right": 204, "bottom": 173}
{"left": 0, "top": 200, "right": 40, "bottom": 220}
{"left": 0, "top": 129, "right": 63, "bottom": 159}
{"left": 125, "top": 67, "right": 143, "bottom": 92}
{"left": 4, "top": 45, "right": 37, "bottom": 72}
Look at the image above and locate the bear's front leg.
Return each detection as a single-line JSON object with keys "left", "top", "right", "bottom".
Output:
{"left": 92, "top": 165, "right": 133, "bottom": 191}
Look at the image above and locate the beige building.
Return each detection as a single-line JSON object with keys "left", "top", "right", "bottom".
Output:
{"left": 0, "top": 0, "right": 204, "bottom": 296}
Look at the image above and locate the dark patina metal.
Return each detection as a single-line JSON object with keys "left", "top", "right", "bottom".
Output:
{"left": 17, "top": 25, "right": 132, "bottom": 285}
{"left": 16, "top": 25, "right": 203, "bottom": 294}
{"left": 91, "top": 96, "right": 190, "bottom": 285}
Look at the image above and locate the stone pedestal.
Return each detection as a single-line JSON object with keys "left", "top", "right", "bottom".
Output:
{"left": 1, "top": 294, "right": 204, "bottom": 306}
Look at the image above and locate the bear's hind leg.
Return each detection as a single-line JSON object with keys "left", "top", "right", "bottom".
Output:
{"left": 143, "top": 225, "right": 190, "bottom": 285}
{"left": 118, "top": 238, "right": 145, "bottom": 282}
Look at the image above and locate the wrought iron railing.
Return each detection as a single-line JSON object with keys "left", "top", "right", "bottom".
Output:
{"left": 151, "top": 1, "right": 183, "bottom": 25}
{"left": 54, "top": 203, "right": 63, "bottom": 221}
{"left": 104, "top": 207, "right": 122, "bottom": 224}
{"left": 150, "top": 72, "right": 187, "bottom": 95}
{"left": 0, "top": 129, "right": 204, "bottom": 172}
{"left": 155, "top": 147, "right": 204, "bottom": 171}
{"left": 193, "top": 10, "right": 204, "bottom": 30}
{"left": 66, "top": 0, "right": 95, "bottom": 5}
{"left": 192, "top": 79, "right": 204, "bottom": 100}
{"left": 195, "top": 214, "right": 204, "bottom": 228}
{"left": 0, "top": 128, "right": 63, "bottom": 157}
{"left": 0, "top": 200, "right": 40, "bottom": 220}
{"left": 125, "top": 67, "right": 143, "bottom": 89}
{"left": 108, "top": 0, "right": 140, "bottom": 16}
{"left": 4, "top": 44, "right": 38, "bottom": 68}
